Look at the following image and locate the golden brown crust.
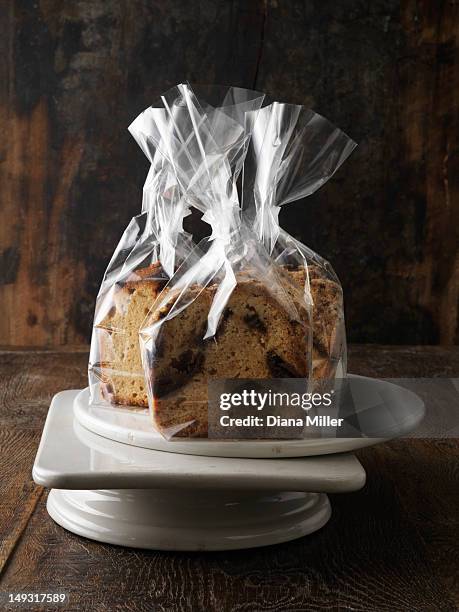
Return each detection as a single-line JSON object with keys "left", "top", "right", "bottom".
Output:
{"left": 123, "top": 261, "right": 168, "bottom": 292}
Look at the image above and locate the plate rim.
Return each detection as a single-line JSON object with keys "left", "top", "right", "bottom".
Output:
{"left": 74, "top": 375, "right": 425, "bottom": 458}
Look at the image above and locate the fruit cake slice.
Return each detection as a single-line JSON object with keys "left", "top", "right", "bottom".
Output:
{"left": 149, "top": 277, "right": 310, "bottom": 437}
{"left": 96, "top": 261, "right": 168, "bottom": 407}
{"left": 288, "top": 265, "right": 344, "bottom": 379}
{"left": 94, "top": 259, "right": 344, "bottom": 423}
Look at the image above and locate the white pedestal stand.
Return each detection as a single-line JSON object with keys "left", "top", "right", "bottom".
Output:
{"left": 33, "top": 392, "right": 367, "bottom": 551}
{"left": 33, "top": 377, "right": 423, "bottom": 551}
{"left": 46, "top": 489, "right": 332, "bottom": 551}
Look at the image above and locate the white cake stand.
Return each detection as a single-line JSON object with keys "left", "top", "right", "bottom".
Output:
{"left": 32, "top": 376, "right": 424, "bottom": 551}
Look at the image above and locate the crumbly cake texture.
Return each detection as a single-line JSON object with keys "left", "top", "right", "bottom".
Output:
{"left": 150, "top": 278, "right": 310, "bottom": 437}
{"left": 96, "top": 260, "right": 344, "bottom": 437}
{"left": 97, "top": 262, "right": 168, "bottom": 407}
{"left": 288, "top": 265, "right": 344, "bottom": 379}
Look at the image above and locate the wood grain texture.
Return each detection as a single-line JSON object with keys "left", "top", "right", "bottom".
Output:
{"left": 0, "top": 430, "right": 43, "bottom": 573}
{"left": 0, "top": 346, "right": 458, "bottom": 610}
{"left": 0, "top": 1, "right": 458, "bottom": 347}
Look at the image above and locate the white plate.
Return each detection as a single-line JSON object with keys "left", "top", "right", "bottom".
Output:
{"left": 74, "top": 375, "right": 425, "bottom": 458}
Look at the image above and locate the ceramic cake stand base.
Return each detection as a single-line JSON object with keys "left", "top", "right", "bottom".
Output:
{"left": 47, "top": 489, "right": 331, "bottom": 551}
{"left": 33, "top": 391, "right": 367, "bottom": 551}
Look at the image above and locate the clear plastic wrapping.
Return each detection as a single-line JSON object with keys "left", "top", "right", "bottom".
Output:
{"left": 138, "top": 85, "right": 313, "bottom": 438}
{"left": 88, "top": 109, "right": 193, "bottom": 409}
{"left": 244, "top": 103, "right": 356, "bottom": 381}
{"left": 88, "top": 84, "right": 356, "bottom": 441}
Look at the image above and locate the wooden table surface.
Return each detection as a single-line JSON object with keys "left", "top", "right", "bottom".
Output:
{"left": 0, "top": 346, "right": 458, "bottom": 612}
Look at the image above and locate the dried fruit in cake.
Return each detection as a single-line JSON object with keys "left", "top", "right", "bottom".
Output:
{"left": 95, "top": 255, "right": 343, "bottom": 417}
{"left": 149, "top": 277, "right": 310, "bottom": 437}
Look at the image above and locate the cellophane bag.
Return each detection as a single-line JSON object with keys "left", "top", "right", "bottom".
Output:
{"left": 244, "top": 103, "right": 356, "bottom": 381}
{"left": 88, "top": 111, "right": 194, "bottom": 409}
{"left": 139, "top": 84, "right": 313, "bottom": 439}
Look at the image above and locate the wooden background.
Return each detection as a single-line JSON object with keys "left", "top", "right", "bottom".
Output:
{"left": 0, "top": 0, "right": 458, "bottom": 346}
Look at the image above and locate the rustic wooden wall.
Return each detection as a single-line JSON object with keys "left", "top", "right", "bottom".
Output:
{"left": 0, "top": 0, "right": 457, "bottom": 346}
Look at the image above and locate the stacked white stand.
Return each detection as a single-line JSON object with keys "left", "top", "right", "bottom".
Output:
{"left": 32, "top": 376, "right": 424, "bottom": 551}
